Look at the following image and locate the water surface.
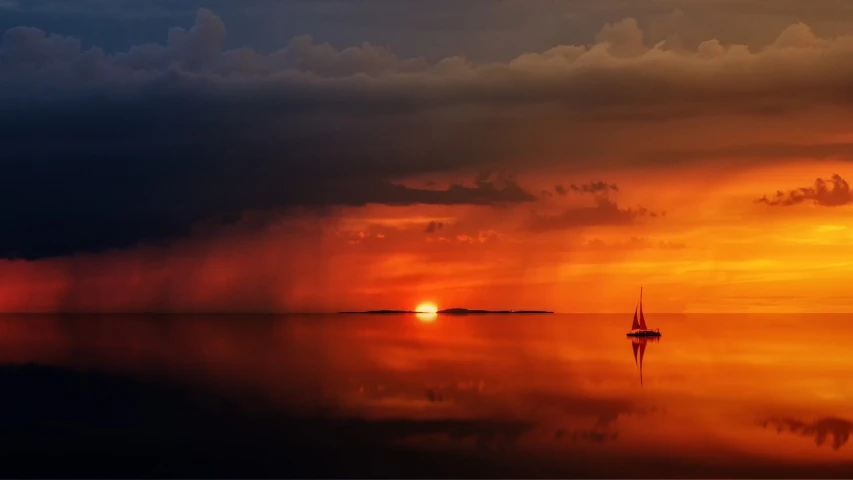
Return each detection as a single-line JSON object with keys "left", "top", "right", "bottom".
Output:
{"left": 0, "top": 313, "right": 851, "bottom": 477}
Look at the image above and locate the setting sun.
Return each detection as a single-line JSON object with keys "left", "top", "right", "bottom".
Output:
{"left": 415, "top": 302, "right": 438, "bottom": 313}
{"left": 415, "top": 302, "right": 438, "bottom": 322}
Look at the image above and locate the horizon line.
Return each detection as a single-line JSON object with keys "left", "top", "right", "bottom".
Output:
{"left": 0, "top": 311, "right": 847, "bottom": 315}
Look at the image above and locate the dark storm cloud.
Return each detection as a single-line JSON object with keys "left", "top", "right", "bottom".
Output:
{"left": 11, "top": 10, "right": 853, "bottom": 111}
{"left": 9, "top": 0, "right": 853, "bottom": 72}
{"left": 0, "top": 87, "right": 536, "bottom": 259}
{"left": 5, "top": 9, "right": 853, "bottom": 258}
{"left": 0, "top": 9, "right": 551, "bottom": 259}
{"left": 756, "top": 174, "right": 853, "bottom": 207}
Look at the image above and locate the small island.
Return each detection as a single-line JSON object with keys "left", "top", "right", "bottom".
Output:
{"left": 340, "top": 308, "right": 554, "bottom": 315}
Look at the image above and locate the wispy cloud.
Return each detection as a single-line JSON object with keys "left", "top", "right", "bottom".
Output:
{"left": 756, "top": 174, "right": 853, "bottom": 207}
{"left": 584, "top": 237, "right": 686, "bottom": 251}
{"left": 555, "top": 181, "right": 619, "bottom": 196}
{"left": 529, "top": 198, "right": 663, "bottom": 232}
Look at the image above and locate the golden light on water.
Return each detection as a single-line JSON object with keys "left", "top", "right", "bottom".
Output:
{"left": 416, "top": 312, "right": 437, "bottom": 322}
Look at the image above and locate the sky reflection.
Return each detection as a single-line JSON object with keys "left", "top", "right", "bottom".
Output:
{"left": 0, "top": 313, "right": 851, "bottom": 476}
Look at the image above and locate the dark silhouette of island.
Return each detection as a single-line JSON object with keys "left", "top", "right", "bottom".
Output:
{"left": 341, "top": 308, "right": 553, "bottom": 315}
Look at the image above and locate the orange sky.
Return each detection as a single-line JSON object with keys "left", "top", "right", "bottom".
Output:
{"left": 5, "top": 13, "right": 853, "bottom": 313}
{"left": 3, "top": 154, "right": 853, "bottom": 314}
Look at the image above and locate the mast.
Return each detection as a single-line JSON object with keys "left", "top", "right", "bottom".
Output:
{"left": 638, "top": 287, "right": 647, "bottom": 330}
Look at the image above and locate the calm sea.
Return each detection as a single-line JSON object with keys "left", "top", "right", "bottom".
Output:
{"left": 0, "top": 312, "right": 851, "bottom": 477}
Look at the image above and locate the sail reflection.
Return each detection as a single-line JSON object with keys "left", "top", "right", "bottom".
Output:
{"left": 629, "top": 336, "right": 660, "bottom": 386}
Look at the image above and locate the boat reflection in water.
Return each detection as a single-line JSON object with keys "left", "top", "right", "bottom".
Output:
{"left": 0, "top": 313, "right": 849, "bottom": 477}
{"left": 630, "top": 335, "right": 660, "bottom": 386}
{"left": 626, "top": 287, "right": 661, "bottom": 337}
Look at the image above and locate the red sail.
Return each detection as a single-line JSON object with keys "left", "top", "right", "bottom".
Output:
{"left": 639, "top": 304, "right": 648, "bottom": 330}
{"left": 631, "top": 306, "right": 640, "bottom": 330}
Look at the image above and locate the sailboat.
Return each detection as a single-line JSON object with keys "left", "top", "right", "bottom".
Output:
{"left": 626, "top": 287, "right": 661, "bottom": 337}
{"left": 630, "top": 336, "right": 660, "bottom": 386}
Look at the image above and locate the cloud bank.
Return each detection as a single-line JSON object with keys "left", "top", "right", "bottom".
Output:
{"left": 3, "top": 9, "right": 853, "bottom": 259}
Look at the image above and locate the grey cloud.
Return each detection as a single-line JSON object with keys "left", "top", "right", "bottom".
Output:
{"left": 10, "top": 10, "right": 853, "bottom": 112}
{"left": 570, "top": 181, "right": 619, "bottom": 194}
{"left": 0, "top": 9, "right": 556, "bottom": 259}
{"left": 756, "top": 174, "right": 853, "bottom": 207}
{"left": 3, "top": 8, "right": 853, "bottom": 258}
{"left": 529, "top": 198, "right": 663, "bottom": 232}
{"left": 11, "top": 0, "right": 853, "bottom": 69}
{"left": 555, "top": 181, "right": 620, "bottom": 199}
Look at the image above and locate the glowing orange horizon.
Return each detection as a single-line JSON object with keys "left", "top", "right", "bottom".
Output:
{"left": 415, "top": 302, "right": 438, "bottom": 313}
{"left": 0, "top": 161, "right": 851, "bottom": 314}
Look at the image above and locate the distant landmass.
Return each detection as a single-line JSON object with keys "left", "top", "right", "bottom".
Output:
{"left": 340, "top": 308, "right": 554, "bottom": 315}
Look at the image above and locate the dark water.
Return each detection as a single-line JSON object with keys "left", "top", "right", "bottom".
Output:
{"left": 0, "top": 313, "right": 851, "bottom": 478}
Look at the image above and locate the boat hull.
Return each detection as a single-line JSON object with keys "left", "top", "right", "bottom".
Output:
{"left": 627, "top": 330, "right": 661, "bottom": 337}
